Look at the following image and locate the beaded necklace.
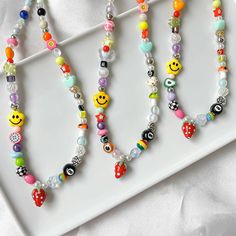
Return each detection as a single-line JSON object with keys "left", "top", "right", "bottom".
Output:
{"left": 164, "top": 0, "right": 228, "bottom": 139}
{"left": 3, "top": 0, "right": 88, "bottom": 207}
{"left": 93, "top": 0, "right": 160, "bottom": 179}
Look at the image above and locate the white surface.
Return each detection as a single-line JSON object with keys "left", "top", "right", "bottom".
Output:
{"left": 0, "top": 0, "right": 236, "bottom": 236}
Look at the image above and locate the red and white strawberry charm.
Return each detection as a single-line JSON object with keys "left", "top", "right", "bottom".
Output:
{"left": 32, "top": 188, "right": 47, "bottom": 207}
{"left": 114, "top": 161, "right": 127, "bottom": 179}
{"left": 182, "top": 120, "right": 196, "bottom": 139}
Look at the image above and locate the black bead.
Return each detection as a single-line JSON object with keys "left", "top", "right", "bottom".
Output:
{"left": 100, "top": 61, "right": 108, "bottom": 68}
{"left": 16, "top": 166, "right": 28, "bottom": 177}
{"left": 210, "top": 103, "right": 223, "bottom": 115}
{"left": 142, "top": 129, "right": 154, "bottom": 142}
{"left": 63, "top": 163, "right": 76, "bottom": 176}
{"left": 100, "top": 135, "right": 109, "bottom": 143}
{"left": 6, "top": 75, "right": 16, "bottom": 82}
{"left": 78, "top": 105, "right": 85, "bottom": 111}
{"left": 37, "top": 8, "right": 46, "bottom": 16}
{"left": 168, "top": 100, "right": 179, "bottom": 111}
{"left": 147, "top": 70, "right": 154, "bottom": 77}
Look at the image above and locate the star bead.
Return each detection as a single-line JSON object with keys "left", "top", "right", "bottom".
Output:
{"left": 214, "top": 8, "right": 223, "bottom": 17}
{"left": 103, "top": 36, "right": 113, "bottom": 47}
{"left": 96, "top": 113, "right": 106, "bottom": 122}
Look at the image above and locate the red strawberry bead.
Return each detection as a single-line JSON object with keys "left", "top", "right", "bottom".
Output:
{"left": 182, "top": 121, "right": 196, "bottom": 139}
{"left": 114, "top": 161, "right": 127, "bottom": 179}
{"left": 32, "top": 188, "right": 47, "bottom": 207}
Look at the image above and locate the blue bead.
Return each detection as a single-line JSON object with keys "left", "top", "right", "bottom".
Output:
{"left": 219, "top": 79, "right": 227, "bottom": 87}
{"left": 63, "top": 75, "right": 76, "bottom": 88}
{"left": 11, "top": 152, "right": 24, "bottom": 159}
{"left": 213, "top": 19, "right": 225, "bottom": 31}
{"left": 77, "top": 136, "right": 87, "bottom": 146}
{"left": 20, "top": 10, "right": 29, "bottom": 20}
{"left": 130, "top": 148, "right": 142, "bottom": 159}
{"left": 140, "top": 41, "right": 153, "bottom": 53}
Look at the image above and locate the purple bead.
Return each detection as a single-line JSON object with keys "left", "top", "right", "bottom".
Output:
{"left": 172, "top": 44, "right": 181, "bottom": 54}
{"left": 10, "top": 93, "right": 19, "bottom": 103}
{"left": 98, "top": 77, "right": 108, "bottom": 87}
{"left": 167, "top": 92, "right": 176, "bottom": 101}
{"left": 13, "top": 143, "right": 22, "bottom": 152}
{"left": 97, "top": 122, "right": 105, "bottom": 130}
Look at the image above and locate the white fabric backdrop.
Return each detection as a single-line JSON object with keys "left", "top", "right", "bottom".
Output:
{"left": 0, "top": 1, "right": 236, "bottom": 236}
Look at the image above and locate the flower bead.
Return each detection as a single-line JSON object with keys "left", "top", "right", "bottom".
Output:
{"left": 46, "top": 39, "right": 57, "bottom": 50}
{"left": 138, "top": 2, "right": 149, "bottom": 13}
{"left": 104, "top": 20, "right": 115, "bottom": 32}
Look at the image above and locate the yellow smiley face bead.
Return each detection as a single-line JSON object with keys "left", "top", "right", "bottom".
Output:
{"left": 93, "top": 91, "right": 110, "bottom": 109}
{"left": 8, "top": 110, "right": 25, "bottom": 127}
{"left": 166, "top": 59, "right": 182, "bottom": 75}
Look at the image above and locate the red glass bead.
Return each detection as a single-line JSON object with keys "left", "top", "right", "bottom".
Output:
{"left": 103, "top": 45, "right": 110, "bottom": 52}
{"left": 173, "top": 10, "right": 180, "bottom": 17}
{"left": 217, "top": 49, "right": 224, "bottom": 55}
{"left": 60, "top": 64, "right": 71, "bottom": 73}
{"left": 142, "top": 29, "right": 149, "bottom": 39}
{"left": 7, "top": 58, "right": 14, "bottom": 63}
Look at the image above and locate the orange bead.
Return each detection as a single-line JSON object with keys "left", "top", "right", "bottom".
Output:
{"left": 142, "top": 29, "right": 149, "bottom": 39}
{"left": 173, "top": 0, "right": 185, "bottom": 11}
{"left": 137, "top": 0, "right": 145, "bottom": 3}
{"left": 5, "top": 47, "right": 14, "bottom": 59}
{"left": 43, "top": 32, "right": 52, "bottom": 41}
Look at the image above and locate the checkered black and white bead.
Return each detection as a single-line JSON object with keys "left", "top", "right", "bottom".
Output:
{"left": 168, "top": 100, "right": 179, "bottom": 111}
{"left": 16, "top": 166, "right": 28, "bottom": 177}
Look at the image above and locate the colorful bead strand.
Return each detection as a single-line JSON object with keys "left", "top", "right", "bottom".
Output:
{"left": 3, "top": 0, "right": 88, "bottom": 207}
{"left": 164, "top": 0, "right": 229, "bottom": 139}
{"left": 93, "top": 0, "right": 160, "bottom": 179}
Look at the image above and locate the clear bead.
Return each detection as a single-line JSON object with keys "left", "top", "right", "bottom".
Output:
{"left": 53, "top": 48, "right": 62, "bottom": 57}
{"left": 75, "top": 145, "right": 86, "bottom": 157}
{"left": 130, "top": 148, "right": 142, "bottom": 159}
{"left": 47, "top": 176, "right": 61, "bottom": 189}
{"left": 147, "top": 113, "right": 158, "bottom": 123}
{"left": 77, "top": 136, "right": 87, "bottom": 146}
{"left": 218, "top": 87, "right": 229, "bottom": 97}
{"left": 6, "top": 82, "right": 18, "bottom": 93}
{"left": 195, "top": 114, "right": 207, "bottom": 127}
{"left": 151, "top": 105, "right": 160, "bottom": 115}
{"left": 112, "top": 149, "right": 123, "bottom": 159}
{"left": 170, "top": 33, "right": 181, "bottom": 44}
{"left": 124, "top": 155, "right": 133, "bottom": 162}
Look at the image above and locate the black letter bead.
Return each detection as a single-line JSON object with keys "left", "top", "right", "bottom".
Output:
{"left": 63, "top": 164, "right": 76, "bottom": 176}
{"left": 210, "top": 103, "right": 223, "bottom": 115}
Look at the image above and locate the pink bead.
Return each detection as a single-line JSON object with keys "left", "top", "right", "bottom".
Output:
{"left": 7, "top": 38, "right": 18, "bottom": 47}
{"left": 24, "top": 174, "right": 36, "bottom": 185}
{"left": 104, "top": 20, "right": 115, "bottom": 32}
{"left": 98, "top": 129, "right": 108, "bottom": 136}
{"left": 175, "top": 109, "right": 185, "bottom": 119}
{"left": 46, "top": 39, "right": 57, "bottom": 50}
{"left": 13, "top": 126, "right": 21, "bottom": 132}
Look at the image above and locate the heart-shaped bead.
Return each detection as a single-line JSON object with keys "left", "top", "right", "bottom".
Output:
{"left": 173, "top": 0, "right": 185, "bottom": 11}
{"left": 63, "top": 75, "right": 76, "bottom": 88}
{"left": 140, "top": 41, "right": 153, "bottom": 53}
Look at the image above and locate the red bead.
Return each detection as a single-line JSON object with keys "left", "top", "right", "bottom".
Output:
{"left": 214, "top": 8, "right": 223, "bottom": 17}
{"left": 137, "top": 0, "right": 145, "bottom": 3}
{"left": 103, "top": 45, "right": 110, "bottom": 52}
{"left": 7, "top": 58, "right": 14, "bottom": 63}
{"left": 60, "top": 64, "right": 71, "bottom": 73}
{"left": 142, "top": 29, "right": 149, "bottom": 39}
{"left": 114, "top": 161, "right": 127, "bottom": 179}
{"left": 173, "top": 10, "right": 180, "bottom": 17}
{"left": 32, "top": 188, "right": 46, "bottom": 207}
{"left": 182, "top": 121, "right": 196, "bottom": 139}
{"left": 217, "top": 49, "right": 224, "bottom": 55}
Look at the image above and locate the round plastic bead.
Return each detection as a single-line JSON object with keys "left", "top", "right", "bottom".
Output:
{"left": 63, "top": 164, "right": 76, "bottom": 177}
{"left": 139, "top": 21, "right": 148, "bottom": 30}
{"left": 77, "top": 136, "right": 87, "bottom": 146}
{"left": 130, "top": 148, "right": 142, "bottom": 159}
{"left": 43, "top": 32, "right": 52, "bottom": 41}
{"left": 13, "top": 143, "right": 22, "bottom": 152}
{"left": 7, "top": 38, "right": 18, "bottom": 48}
{"left": 16, "top": 158, "right": 25, "bottom": 167}
{"left": 137, "top": 140, "right": 148, "bottom": 151}
{"left": 37, "top": 8, "right": 46, "bottom": 16}
{"left": 55, "top": 56, "right": 65, "bottom": 66}
{"left": 20, "top": 10, "right": 29, "bottom": 20}
{"left": 219, "top": 79, "right": 227, "bottom": 87}
{"left": 175, "top": 109, "right": 185, "bottom": 119}
{"left": 24, "top": 174, "right": 36, "bottom": 185}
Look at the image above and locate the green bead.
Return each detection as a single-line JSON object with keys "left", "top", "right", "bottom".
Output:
{"left": 168, "top": 17, "right": 180, "bottom": 28}
{"left": 15, "top": 158, "right": 25, "bottom": 167}
{"left": 149, "top": 92, "right": 160, "bottom": 99}
{"left": 164, "top": 78, "right": 176, "bottom": 88}
{"left": 3, "top": 62, "right": 16, "bottom": 76}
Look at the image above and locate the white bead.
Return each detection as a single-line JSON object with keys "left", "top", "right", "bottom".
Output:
{"left": 147, "top": 113, "right": 158, "bottom": 123}
{"left": 6, "top": 82, "right": 18, "bottom": 93}
{"left": 99, "top": 67, "right": 109, "bottom": 77}
{"left": 77, "top": 98, "right": 84, "bottom": 105}
{"left": 170, "top": 33, "right": 181, "bottom": 44}
{"left": 39, "top": 20, "right": 48, "bottom": 29}
{"left": 151, "top": 105, "right": 160, "bottom": 115}
{"left": 23, "top": 5, "right": 30, "bottom": 11}
{"left": 80, "top": 118, "right": 87, "bottom": 124}
{"left": 139, "top": 13, "right": 147, "bottom": 21}
{"left": 150, "top": 98, "right": 157, "bottom": 106}
{"left": 219, "top": 71, "right": 227, "bottom": 79}
{"left": 218, "top": 43, "right": 224, "bottom": 49}
{"left": 124, "top": 155, "right": 133, "bottom": 162}
{"left": 148, "top": 65, "right": 155, "bottom": 71}
{"left": 169, "top": 74, "right": 175, "bottom": 79}
{"left": 112, "top": 149, "right": 123, "bottom": 159}
{"left": 78, "top": 129, "right": 86, "bottom": 136}
{"left": 53, "top": 48, "right": 62, "bottom": 57}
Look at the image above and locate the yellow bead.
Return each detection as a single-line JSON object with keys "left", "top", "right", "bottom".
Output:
{"left": 173, "top": 0, "right": 185, "bottom": 11}
{"left": 166, "top": 59, "right": 182, "bottom": 75}
{"left": 93, "top": 91, "right": 110, "bottom": 109}
{"left": 8, "top": 110, "right": 25, "bottom": 127}
{"left": 139, "top": 21, "right": 148, "bottom": 30}
{"left": 55, "top": 56, "right": 65, "bottom": 66}
{"left": 212, "top": 0, "right": 221, "bottom": 9}
{"left": 79, "top": 111, "right": 87, "bottom": 118}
